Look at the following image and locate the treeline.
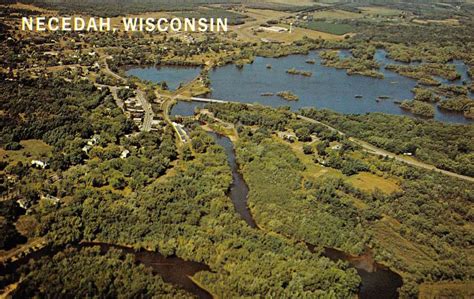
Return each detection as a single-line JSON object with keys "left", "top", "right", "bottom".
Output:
{"left": 11, "top": 246, "right": 192, "bottom": 298}
{"left": 206, "top": 103, "right": 473, "bottom": 297}
{"left": 20, "top": 0, "right": 245, "bottom": 17}
{"left": 1, "top": 75, "right": 177, "bottom": 237}
{"left": 32, "top": 126, "right": 360, "bottom": 297}
{"left": 235, "top": 129, "right": 370, "bottom": 255}
{"left": 301, "top": 109, "right": 474, "bottom": 176}
{"left": 0, "top": 200, "right": 26, "bottom": 250}
{"left": 1, "top": 77, "right": 134, "bottom": 152}
{"left": 207, "top": 102, "right": 293, "bottom": 131}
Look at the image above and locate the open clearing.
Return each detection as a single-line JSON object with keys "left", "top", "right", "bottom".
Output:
{"left": 360, "top": 6, "right": 403, "bottom": 16}
{"left": 0, "top": 140, "right": 52, "bottom": 165}
{"left": 230, "top": 8, "right": 344, "bottom": 43}
{"left": 347, "top": 172, "right": 400, "bottom": 194}
{"left": 419, "top": 281, "right": 474, "bottom": 299}
{"left": 313, "top": 9, "right": 365, "bottom": 20}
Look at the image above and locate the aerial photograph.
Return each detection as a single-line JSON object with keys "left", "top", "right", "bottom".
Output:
{"left": 0, "top": 0, "right": 473, "bottom": 298}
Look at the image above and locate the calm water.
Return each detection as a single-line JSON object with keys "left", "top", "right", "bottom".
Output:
{"left": 323, "top": 247, "right": 403, "bottom": 299}
{"left": 207, "top": 132, "right": 403, "bottom": 298}
{"left": 207, "top": 132, "right": 257, "bottom": 228}
{"left": 207, "top": 50, "right": 471, "bottom": 123}
{"left": 1, "top": 243, "right": 212, "bottom": 299}
{"left": 152, "top": 50, "right": 474, "bottom": 123}
{"left": 126, "top": 66, "right": 201, "bottom": 90}
{"left": 171, "top": 101, "right": 207, "bottom": 116}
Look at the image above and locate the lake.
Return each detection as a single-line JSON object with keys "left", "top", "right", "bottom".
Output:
{"left": 129, "top": 50, "right": 472, "bottom": 123}
{"left": 126, "top": 65, "right": 201, "bottom": 90}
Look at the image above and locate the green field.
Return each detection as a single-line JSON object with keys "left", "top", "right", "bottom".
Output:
{"left": 301, "top": 21, "right": 354, "bottom": 35}
{"left": 173, "top": 7, "right": 248, "bottom": 25}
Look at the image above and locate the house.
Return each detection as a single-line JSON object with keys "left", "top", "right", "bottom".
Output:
{"left": 41, "top": 194, "right": 60, "bottom": 205}
{"left": 87, "top": 135, "right": 100, "bottom": 146}
{"left": 259, "top": 26, "right": 288, "bottom": 33}
{"left": 280, "top": 132, "right": 296, "bottom": 143}
{"left": 31, "top": 160, "right": 48, "bottom": 169}
{"left": 82, "top": 145, "right": 92, "bottom": 153}
{"left": 17, "top": 198, "right": 29, "bottom": 209}
{"left": 120, "top": 149, "right": 130, "bottom": 159}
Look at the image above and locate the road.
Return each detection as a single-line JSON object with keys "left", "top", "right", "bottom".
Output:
{"left": 97, "top": 59, "right": 153, "bottom": 132}
{"left": 101, "top": 56, "right": 126, "bottom": 83}
{"left": 136, "top": 89, "right": 154, "bottom": 132}
{"left": 98, "top": 57, "right": 473, "bottom": 183}
{"left": 297, "top": 115, "right": 474, "bottom": 183}
{"left": 179, "top": 96, "right": 227, "bottom": 103}
{"left": 165, "top": 98, "right": 473, "bottom": 183}
{"left": 95, "top": 83, "right": 124, "bottom": 112}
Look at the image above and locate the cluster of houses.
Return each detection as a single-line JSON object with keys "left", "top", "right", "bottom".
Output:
{"left": 124, "top": 96, "right": 146, "bottom": 128}
{"left": 82, "top": 135, "right": 100, "bottom": 154}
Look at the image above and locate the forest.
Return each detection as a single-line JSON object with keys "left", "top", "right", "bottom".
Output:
{"left": 1, "top": 1, "right": 473, "bottom": 298}
{"left": 3, "top": 127, "right": 361, "bottom": 297}
{"left": 301, "top": 108, "right": 474, "bottom": 176}
{"left": 11, "top": 247, "right": 192, "bottom": 298}
{"left": 205, "top": 102, "right": 474, "bottom": 297}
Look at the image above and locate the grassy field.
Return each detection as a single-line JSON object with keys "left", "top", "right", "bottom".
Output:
{"left": 360, "top": 6, "right": 403, "bottom": 17}
{"left": 419, "top": 281, "right": 474, "bottom": 298}
{"left": 173, "top": 7, "right": 248, "bottom": 25}
{"left": 372, "top": 216, "right": 436, "bottom": 272}
{"left": 313, "top": 9, "right": 365, "bottom": 20}
{"left": 300, "top": 21, "right": 354, "bottom": 35}
{"left": 347, "top": 172, "right": 400, "bottom": 194}
{"left": 0, "top": 140, "right": 52, "bottom": 166}
{"left": 227, "top": 8, "right": 344, "bottom": 43}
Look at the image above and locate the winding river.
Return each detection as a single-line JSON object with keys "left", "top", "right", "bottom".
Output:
{"left": 207, "top": 131, "right": 403, "bottom": 299}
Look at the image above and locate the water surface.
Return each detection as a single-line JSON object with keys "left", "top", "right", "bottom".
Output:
{"left": 206, "top": 131, "right": 403, "bottom": 298}
{"left": 207, "top": 132, "right": 257, "bottom": 228}
{"left": 130, "top": 50, "right": 472, "bottom": 123}
{"left": 1, "top": 243, "right": 212, "bottom": 299}
{"left": 126, "top": 65, "right": 201, "bottom": 90}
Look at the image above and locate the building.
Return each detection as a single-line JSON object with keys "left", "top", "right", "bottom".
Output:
{"left": 31, "top": 160, "right": 47, "bottom": 169}
{"left": 120, "top": 149, "right": 130, "bottom": 159}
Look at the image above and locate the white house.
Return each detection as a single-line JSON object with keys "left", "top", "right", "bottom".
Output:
{"left": 31, "top": 160, "right": 47, "bottom": 169}
{"left": 120, "top": 149, "right": 130, "bottom": 159}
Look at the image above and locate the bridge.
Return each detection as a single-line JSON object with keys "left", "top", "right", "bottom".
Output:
{"left": 177, "top": 95, "right": 228, "bottom": 104}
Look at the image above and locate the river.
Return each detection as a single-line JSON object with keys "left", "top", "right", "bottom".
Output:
{"left": 0, "top": 242, "right": 212, "bottom": 299}
{"left": 207, "top": 131, "right": 403, "bottom": 299}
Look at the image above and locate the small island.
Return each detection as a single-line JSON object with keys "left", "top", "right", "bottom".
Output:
{"left": 286, "top": 68, "right": 312, "bottom": 77}
{"left": 399, "top": 100, "right": 435, "bottom": 118}
{"left": 276, "top": 91, "right": 299, "bottom": 101}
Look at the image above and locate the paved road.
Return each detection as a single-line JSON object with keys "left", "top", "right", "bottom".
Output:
{"left": 95, "top": 83, "right": 124, "bottom": 112}
{"left": 136, "top": 89, "right": 154, "bottom": 132}
{"left": 297, "top": 115, "right": 474, "bottom": 183}
{"left": 182, "top": 96, "right": 227, "bottom": 103}
{"left": 166, "top": 99, "right": 473, "bottom": 183}
{"left": 102, "top": 56, "right": 126, "bottom": 83}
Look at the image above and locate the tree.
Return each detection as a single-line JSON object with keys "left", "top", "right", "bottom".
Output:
{"left": 295, "top": 127, "right": 311, "bottom": 142}
{"left": 303, "top": 144, "right": 314, "bottom": 155}
{"left": 110, "top": 175, "right": 127, "bottom": 190}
